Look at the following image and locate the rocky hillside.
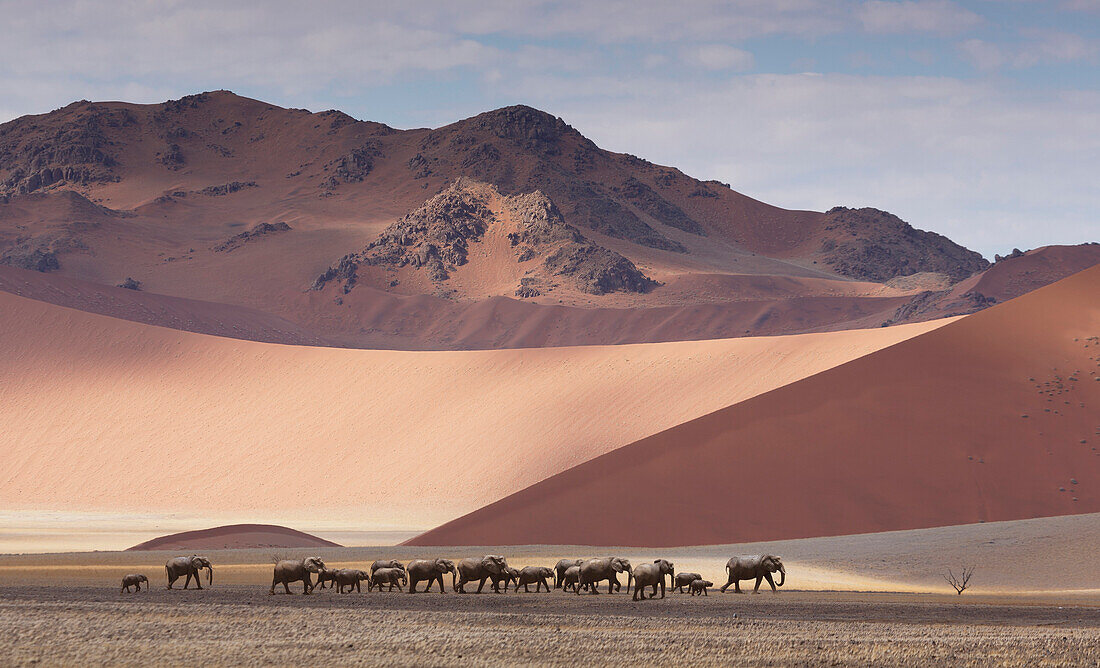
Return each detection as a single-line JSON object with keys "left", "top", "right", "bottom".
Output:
{"left": 313, "top": 179, "right": 657, "bottom": 299}
{"left": 0, "top": 90, "right": 1080, "bottom": 349}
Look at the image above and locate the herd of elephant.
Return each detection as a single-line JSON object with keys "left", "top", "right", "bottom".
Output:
{"left": 121, "top": 554, "right": 787, "bottom": 601}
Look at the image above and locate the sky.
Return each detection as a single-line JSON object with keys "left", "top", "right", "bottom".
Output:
{"left": 1, "top": 0, "right": 1098, "bottom": 258}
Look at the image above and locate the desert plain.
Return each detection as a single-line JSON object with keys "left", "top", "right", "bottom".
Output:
{"left": 2, "top": 514, "right": 1100, "bottom": 666}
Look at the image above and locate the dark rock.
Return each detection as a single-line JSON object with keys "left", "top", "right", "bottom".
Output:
{"left": 544, "top": 243, "right": 657, "bottom": 295}
{"left": 158, "top": 143, "right": 185, "bottom": 170}
{"left": 213, "top": 221, "right": 291, "bottom": 252}
{"left": 322, "top": 142, "right": 381, "bottom": 189}
{"left": 820, "top": 207, "right": 989, "bottom": 282}
{"left": 117, "top": 277, "right": 142, "bottom": 290}
{"left": 361, "top": 180, "right": 494, "bottom": 272}
{"left": 615, "top": 177, "right": 705, "bottom": 235}
{"left": 199, "top": 181, "right": 258, "bottom": 196}
{"left": 514, "top": 286, "right": 541, "bottom": 298}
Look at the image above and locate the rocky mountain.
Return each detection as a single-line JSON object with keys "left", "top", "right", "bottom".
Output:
{"left": 0, "top": 90, "right": 1087, "bottom": 349}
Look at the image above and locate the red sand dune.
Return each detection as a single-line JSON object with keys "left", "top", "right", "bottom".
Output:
{"left": 127, "top": 524, "right": 341, "bottom": 551}
{"left": 408, "top": 265, "right": 1100, "bottom": 547}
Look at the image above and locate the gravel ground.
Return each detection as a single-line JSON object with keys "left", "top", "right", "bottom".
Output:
{"left": 2, "top": 586, "right": 1098, "bottom": 666}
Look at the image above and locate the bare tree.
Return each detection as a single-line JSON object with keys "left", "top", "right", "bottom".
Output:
{"left": 943, "top": 566, "right": 975, "bottom": 595}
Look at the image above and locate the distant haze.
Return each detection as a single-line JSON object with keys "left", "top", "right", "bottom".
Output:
{"left": 1, "top": 0, "right": 1097, "bottom": 257}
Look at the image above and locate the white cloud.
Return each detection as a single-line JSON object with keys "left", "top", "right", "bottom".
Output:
{"left": 858, "top": 0, "right": 982, "bottom": 34}
{"left": 960, "top": 30, "right": 1098, "bottom": 70}
{"left": 503, "top": 72, "right": 1100, "bottom": 256}
{"left": 681, "top": 45, "right": 756, "bottom": 71}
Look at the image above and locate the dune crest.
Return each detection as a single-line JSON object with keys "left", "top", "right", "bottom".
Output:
{"left": 0, "top": 290, "right": 949, "bottom": 532}
{"left": 408, "top": 265, "right": 1100, "bottom": 546}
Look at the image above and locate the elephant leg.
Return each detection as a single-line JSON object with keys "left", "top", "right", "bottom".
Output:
{"left": 765, "top": 573, "right": 777, "bottom": 592}
{"left": 753, "top": 576, "right": 762, "bottom": 593}
{"left": 660, "top": 582, "right": 665, "bottom": 599}
{"left": 735, "top": 580, "right": 743, "bottom": 593}
{"left": 476, "top": 577, "right": 486, "bottom": 594}
{"left": 195, "top": 572, "right": 203, "bottom": 590}
{"left": 435, "top": 575, "right": 444, "bottom": 593}
{"left": 283, "top": 580, "right": 292, "bottom": 594}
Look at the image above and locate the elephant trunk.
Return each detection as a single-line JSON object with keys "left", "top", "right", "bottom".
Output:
{"left": 208, "top": 565, "right": 213, "bottom": 587}
{"left": 450, "top": 568, "right": 457, "bottom": 591}
{"left": 777, "top": 566, "right": 785, "bottom": 587}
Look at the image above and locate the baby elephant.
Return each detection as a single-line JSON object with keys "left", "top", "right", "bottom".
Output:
{"left": 672, "top": 572, "right": 702, "bottom": 593}
{"left": 370, "top": 567, "right": 407, "bottom": 592}
{"left": 314, "top": 567, "right": 339, "bottom": 590}
{"left": 334, "top": 569, "right": 371, "bottom": 593}
{"left": 121, "top": 574, "right": 148, "bottom": 593}
{"left": 514, "top": 566, "right": 555, "bottom": 592}
{"left": 689, "top": 579, "right": 713, "bottom": 596}
{"left": 560, "top": 565, "right": 582, "bottom": 593}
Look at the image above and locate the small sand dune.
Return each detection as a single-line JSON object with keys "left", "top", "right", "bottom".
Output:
{"left": 126, "top": 524, "right": 341, "bottom": 551}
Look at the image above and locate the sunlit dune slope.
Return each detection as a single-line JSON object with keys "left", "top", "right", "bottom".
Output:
{"left": 409, "top": 266, "right": 1100, "bottom": 546}
{"left": 0, "top": 293, "right": 948, "bottom": 530}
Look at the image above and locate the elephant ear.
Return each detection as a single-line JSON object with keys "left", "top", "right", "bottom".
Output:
{"left": 612, "top": 560, "right": 624, "bottom": 572}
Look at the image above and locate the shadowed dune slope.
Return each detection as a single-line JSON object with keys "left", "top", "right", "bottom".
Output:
{"left": 126, "top": 524, "right": 341, "bottom": 551}
{"left": 0, "top": 291, "right": 949, "bottom": 530}
{"left": 408, "top": 265, "right": 1100, "bottom": 547}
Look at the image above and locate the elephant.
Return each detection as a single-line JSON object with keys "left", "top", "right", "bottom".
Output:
{"left": 514, "top": 566, "right": 554, "bottom": 592}
{"left": 370, "top": 559, "right": 405, "bottom": 576}
{"left": 672, "top": 572, "right": 702, "bottom": 593}
{"left": 631, "top": 559, "right": 674, "bottom": 601}
{"left": 576, "top": 557, "right": 632, "bottom": 595}
{"left": 270, "top": 557, "right": 326, "bottom": 595}
{"left": 334, "top": 569, "right": 371, "bottom": 593}
{"left": 407, "top": 558, "right": 456, "bottom": 593}
{"left": 497, "top": 566, "right": 521, "bottom": 592}
{"left": 554, "top": 558, "right": 584, "bottom": 589}
{"left": 455, "top": 555, "right": 509, "bottom": 593}
{"left": 720, "top": 555, "right": 785, "bottom": 593}
{"left": 690, "top": 579, "right": 713, "bottom": 596}
{"left": 370, "top": 567, "right": 407, "bottom": 592}
{"left": 314, "top": 567, "right": 339, "bottom": 590}
{"left": 121, "top": 574, "right": 148, "bottom": 593}
{"left": 560, "top": 565, "right": 582, "bottom": 592}
{"left": 165, "top": 556, "right": 213, "bottom": 590}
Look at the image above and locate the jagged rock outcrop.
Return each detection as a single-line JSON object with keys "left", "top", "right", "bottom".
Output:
{"left": 313, "top": 181, "right": 657, "bottom": 296}
{"left": 0, "top": 102, "right": 128, "bottom": 195}
{"left": 364, "top": 180, "right": 494, "bottom": 271}
{"left": 820, "top": 207, "right": 989, "bottom": 282}
{"left": 199, "top": 181, "right": 257, "bottom": 196}
{"left": 322, "top": 142, "right": 382, "bottom": 190}
{"left": 504, "top": 190, "right": 657, "bottom": 295}
{"left": 213, "top": 221, "right": 291, "bottom": 252}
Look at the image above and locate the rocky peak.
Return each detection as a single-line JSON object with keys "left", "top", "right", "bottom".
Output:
{"left": 470, "top": 105, "right": 576, "bottom": 150}
{"left": 820, "top": 207, "right": 989, "bottom": 282}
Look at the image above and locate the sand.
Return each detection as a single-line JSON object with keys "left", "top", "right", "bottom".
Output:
{"left": 1, "top": 513, "right": 1098, "bottom": 666}
{"left": 0, "top": 289, "right": 950, "bottom": 547}
{"left": 412, "top": 265, "right": 1100, "bottom": 546}
{"left": 126, "top": 524, "right": 341, "bottom": 551}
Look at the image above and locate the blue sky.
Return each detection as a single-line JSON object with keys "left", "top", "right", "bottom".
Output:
{"left": 1, "top": 0, "right": 1097, "bottom": 257}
